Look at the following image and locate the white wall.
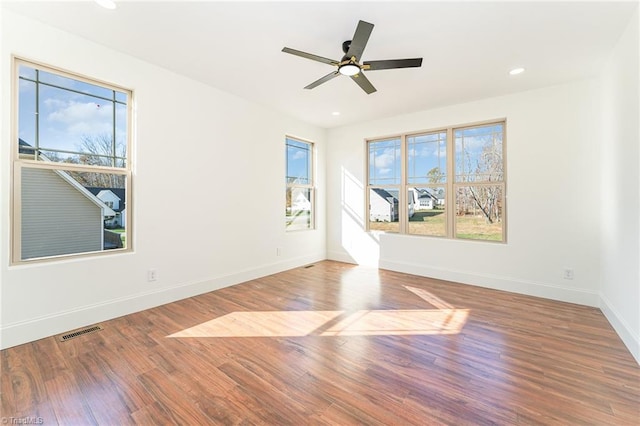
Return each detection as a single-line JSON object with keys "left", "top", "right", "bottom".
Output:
{"left": 0, "top": 10, "right": 326, "bottom": 349}
{"left": 327, "top": 78, "right": 603, "bottom": 307}
{"left": 2, "top": 7, "right": 636, "bottom": 364}
{"left": 599, "top": 9, "right": 639, "bottom": 363}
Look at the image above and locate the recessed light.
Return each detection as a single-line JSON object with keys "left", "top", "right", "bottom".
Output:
{"left": 95, "top": 0, "right": 116, "bottom": 10}
{"left": 332, "top": 111, "right": 340, "bottom": 116}
{"left": 509, "top": 67, "right": 525, "bottom": 76}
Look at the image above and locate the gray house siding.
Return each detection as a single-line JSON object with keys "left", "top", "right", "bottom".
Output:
{"left": 21, "top": 168, "right": 103, "bottom": 260}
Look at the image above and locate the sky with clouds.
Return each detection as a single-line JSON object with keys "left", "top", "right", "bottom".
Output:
{"left": 370, "top": 124, "right": 503, "bottom": 186}
{"left": 18, "top": 64, "right": 128, "bottom": 162}
{"left": 286, "top": 137, "right": 312, "bottom": 184}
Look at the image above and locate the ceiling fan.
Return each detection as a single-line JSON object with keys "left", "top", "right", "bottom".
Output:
{"left": 282, "top": 20, "right": 423, "bottom": 95}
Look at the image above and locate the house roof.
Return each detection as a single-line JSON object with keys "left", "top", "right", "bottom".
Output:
{"left": 17, "top": 139, "right": 116, "bottom": 217}
{"left": 371, "top": 188, "right": 398, "bottom": 203}
{"left": 418, "top": 192, "right": 438, "bottom": 201}
{"left": 85, "top": 187, "right": 126, "bottom": 213}
{"left": 19, "top": 138, "right": 36, "bottom": 155}
{"left": 416, "top": 187, "right": 444, "bottom": 200}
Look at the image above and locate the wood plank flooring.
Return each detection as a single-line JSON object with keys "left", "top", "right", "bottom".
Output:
{"left": 1, "top": 261, "right": 638, "bottom": 425}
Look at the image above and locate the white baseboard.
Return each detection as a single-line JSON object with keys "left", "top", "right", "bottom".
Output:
{"left": 599, "top": 294, "right": 640, "bottom": 365}
{"left": 0, "top": 253, "right": 325, "bottom": 350}
{"left": 379, "top": 259, "right": 640, "bottom": 364}
{"left": 326, "top": 249, "right": 358, "bottom": 265}
{"left": 378, "top": 259, "right": 600, "bottom": 307}
{"left": 8, "top": 252, "right": 635, "bottom": 368}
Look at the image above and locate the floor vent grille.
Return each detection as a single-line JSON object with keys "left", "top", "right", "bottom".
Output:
{"left": 58, "top": 325, "right": 103, "bottom": 342}
{"left": 304, "top": 264, "right": 315, "bottom": 269}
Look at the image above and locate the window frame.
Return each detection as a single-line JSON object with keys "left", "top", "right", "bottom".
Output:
{"left": 11, "top": 57, "right": 133, "bottom": 264}
{"left": 366, "top": 136, "right": 402, "bottom": 234}
{"left": 285, "top": 135, "right": 315, "bottom": 232}
{"left": 366, "top": 119, "right": 507, "bottom": 243}
{"left": 406, "top": 129, "right": 450, "bottom": 237}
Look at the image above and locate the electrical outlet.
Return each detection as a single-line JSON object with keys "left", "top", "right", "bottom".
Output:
{"left": 276, "top": 247, "right": 282, "bottom": 256}
{"left": 563, "top": 268, "right": 574, "bottom": 280}
{"left": 148, "top": 269, "right": 157, "bottom": 282}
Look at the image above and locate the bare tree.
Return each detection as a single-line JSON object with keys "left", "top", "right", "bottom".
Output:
{"left": 68, "top": 134, "right": 126, "bottom": 188}
{"left": 459, "top": 140, "right": 503, "bottom": 224}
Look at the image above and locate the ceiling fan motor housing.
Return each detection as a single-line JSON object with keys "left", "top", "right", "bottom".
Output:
{"left": 342, "top": 40, "right": 352, "bottom": 54}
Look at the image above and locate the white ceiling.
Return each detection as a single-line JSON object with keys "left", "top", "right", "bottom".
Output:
{"left": 4, "top": 1, "right": 638, "bottom": 128}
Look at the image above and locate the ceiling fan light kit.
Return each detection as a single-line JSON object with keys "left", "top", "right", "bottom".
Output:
{"left": 282, "top": 20, "right": 423, "bottom": 94}
{"left": 339, "top": 63, "right": 360, "bottom": 76}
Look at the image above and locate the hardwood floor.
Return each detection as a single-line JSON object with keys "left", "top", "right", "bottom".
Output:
{"left": 2, "top": 261, "right": 638, "bottom": 425}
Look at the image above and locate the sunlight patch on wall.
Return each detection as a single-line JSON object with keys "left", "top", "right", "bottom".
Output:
{"left": 340, "top": 166, "right": 381, "bottom": 265}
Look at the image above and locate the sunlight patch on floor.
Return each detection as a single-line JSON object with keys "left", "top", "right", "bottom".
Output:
{"left": 168, "top": 311, "right": 344, "bottom": 338}
{"left": 167, "top": 309, "right": 469, "bottom": 338}
{"left": 320, "top": 309, "right": 469, "bottom": 336}
{"left": 404, "top": 285, "right": 455, "bottom": 309}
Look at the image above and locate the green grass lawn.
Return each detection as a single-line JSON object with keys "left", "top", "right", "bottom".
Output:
{"left": 409, "top": 210, "right": 446, "bottom": 236}
{"left": 369, "top": 210, "right": 502, "bottom": 241}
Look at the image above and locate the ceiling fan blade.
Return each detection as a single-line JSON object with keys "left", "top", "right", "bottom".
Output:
{"left": 304, "top": 71, "right": 340, "bottom": 90}
{"left": 364, "top": 58, "right": 423, "bottom": 71}
{"left": 346, "top": 20, "right": 374, "bottom": 61}
{"left": 282, "top": 47, "right": 339, "bottom": 66}
{"left": 350, "top": 72, "right": 377, "bottom": 94}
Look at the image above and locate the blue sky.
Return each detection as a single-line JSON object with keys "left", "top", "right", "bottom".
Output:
{"left": 369, "top": 138, "right": 401, "bottom": 185}
{"left": 408, "top": 132, "right": 447, "bottom": 184}
{"left": 454, "top": 124, "right": 504, "bottom": 181}
{"left": 368, "top": 134, "right": 448, "bottom": 185}
{"left": 18, "top": 64, "right": 127, "bottom": 162}
{"left": 369, "top": 124, "right": 503, "bottom": 185}
{"left": 286, "top": 138, "right": 311, "bottom": 184}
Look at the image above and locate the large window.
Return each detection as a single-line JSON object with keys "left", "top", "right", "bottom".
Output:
{"left": 13, "top": 58, "right": 132, "bottom": 263}
{"left": 367, "top": 121, "right": 506, "bottom": 242}
{"left": 286, "top": 137, "right": 314, "bottom": 231}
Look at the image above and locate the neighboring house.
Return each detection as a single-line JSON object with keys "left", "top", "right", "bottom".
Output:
{"left": 415, "top": 188, "right": 438, "bottom": 210}
{"left": 370, "top": 188, "right": 419, "bottom": 222}
{"left": 18, "top": 139, "right": 117, "bottom": 259}
{"left": 407, "top": 188, "right": 417, "bottom": 217}
{"left": 18, "top": 138, "right": 36, "bottom": 156}
{"left": 291, "top": 191, "right": 311, "bottom": 212}
{"left": 86, "top": 187, "right": 126, "bottom": 228}
{"left": 413, "top": 188, "right": 445, "bottom": 210}
{"left": 370, "top": 188, "right": 399, "bottom": 222}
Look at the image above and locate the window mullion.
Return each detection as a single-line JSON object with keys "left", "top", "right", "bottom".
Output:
{"left": 112, "top": 90, "right": 117, "bottom": 167}
{"left": 446, "top": 127, "right": 455, "bottom": 238}
{"left": 35, "top": 69, "right": 40, "bottom": 161}
{"left": 400, "top": 134, "right": 408, "bottom": 234}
